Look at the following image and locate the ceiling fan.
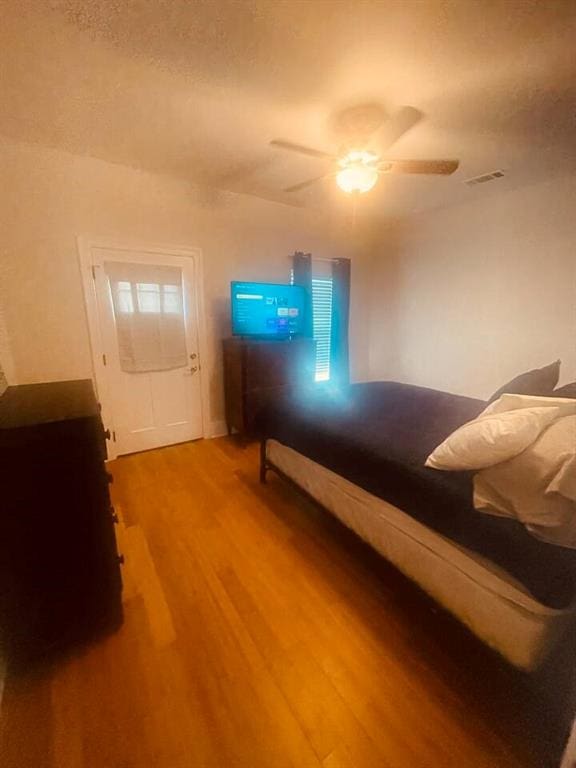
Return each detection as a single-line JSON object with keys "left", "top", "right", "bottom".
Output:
{"left": 270, "top": 106, "right": 459, "bottom": 195}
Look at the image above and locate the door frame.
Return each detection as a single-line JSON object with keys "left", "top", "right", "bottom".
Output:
{"left": 77, "top": 236, "right": 210, "bottom": 459}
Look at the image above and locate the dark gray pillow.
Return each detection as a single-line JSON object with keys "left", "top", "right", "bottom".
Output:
{"left": 553, "top": 382, "right": 576, "bottom": 399}
{"left": 488, "top": 360, "right": 561, "bottom": 404}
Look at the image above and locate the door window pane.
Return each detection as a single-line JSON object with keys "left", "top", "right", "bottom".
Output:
{"left": 136, "top": 283, "right": 161, "bottom": 314}
{"left": 116, "top": 281, "right": 134, "bottom": 314}
{"left": 106, "top": 263, "right": 188, "bottom": 373}
{"left": 163, "top": 284, "right": 182, "bottom": 314}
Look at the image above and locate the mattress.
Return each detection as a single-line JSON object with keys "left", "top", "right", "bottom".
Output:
{"left": 258, "top": 381, "right": 576, "bottom": 608}
{"left": 266, "top": 439, "right": 574, "bottom": 670}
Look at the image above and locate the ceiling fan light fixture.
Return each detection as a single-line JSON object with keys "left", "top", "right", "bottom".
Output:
{"left": 336, "top": 164, "right": 378, "bottom": 194}
{"left": 336, "top": 149, "right": 379, "bottom": 193}
{"left": 272, "top": 107, "right": 459, "bottom": 196}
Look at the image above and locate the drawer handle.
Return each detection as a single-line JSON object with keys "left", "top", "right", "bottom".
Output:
{"left": 111, "top": 509, "right": 119, "bottom": 524}
{"left": 106, "top": 472, "right": 114, "bottom": 484}
{"left": 117, "top": 554, "right": 125, "bottom": 565}
{"left": 104, "top": 428, "right": 111, "bottom": 440}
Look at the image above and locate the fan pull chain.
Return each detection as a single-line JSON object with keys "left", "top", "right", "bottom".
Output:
{"left": 351, "top": 192, "right": 358, "bottom": 232}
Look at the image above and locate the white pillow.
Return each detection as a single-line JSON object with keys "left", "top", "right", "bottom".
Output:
{"left": 481, "top": 393, "right": 576, "bottom": 417}
{"left": 425, "top": 406, "right": 562, "bottom": 471}
{"left": 474, "top": 415, "right": 576, "bottom": 548}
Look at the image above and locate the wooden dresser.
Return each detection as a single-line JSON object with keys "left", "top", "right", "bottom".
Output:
{"left": 223, "top": 337, "right": 316, "bottom": 437}
{"left": 0, "top": 380, "right": 123, "bottom": 669}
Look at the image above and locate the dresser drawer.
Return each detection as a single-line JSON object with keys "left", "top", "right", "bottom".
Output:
{"left": 244, "top": 339, "right": 314, "bottom": 389}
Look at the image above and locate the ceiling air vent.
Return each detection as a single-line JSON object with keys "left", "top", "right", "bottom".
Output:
{"left": 465, "top": 170, "right": 505, "bottom": 187}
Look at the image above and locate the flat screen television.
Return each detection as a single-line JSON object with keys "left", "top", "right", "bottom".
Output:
{"left": 231, "top": 281, "right": 306, "bottom": 338}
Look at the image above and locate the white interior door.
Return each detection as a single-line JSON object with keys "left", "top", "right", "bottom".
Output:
{"left": 91, "top": 247, "right": 204, "bottom": 456}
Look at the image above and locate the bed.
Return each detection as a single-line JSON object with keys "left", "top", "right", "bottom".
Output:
{"left": 258, "top": 381, "right": 576, "bottom": 670}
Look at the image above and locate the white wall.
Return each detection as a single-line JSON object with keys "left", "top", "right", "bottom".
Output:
{"left": 0, "top": 235, "right": 15, "bottom": 388}
{"left": 368, "top": 173, "right": 576, "bottom": 400}
{"left": 0, "top": 137, "right": 372, "bottom": 431}
{"left": 0, "top": 301, "right": 15, "bottom": 388}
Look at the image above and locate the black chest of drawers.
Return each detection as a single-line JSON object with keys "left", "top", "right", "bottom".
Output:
{"left": 0, "top": 380, "right": 123, "bottom": 669}
{"left": 223, "top": 337, "right": 316, "bottom": 437}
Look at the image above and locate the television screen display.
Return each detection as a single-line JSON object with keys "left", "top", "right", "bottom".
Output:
{"left": 231, "top": 281, "right": 305, "bottom": 337}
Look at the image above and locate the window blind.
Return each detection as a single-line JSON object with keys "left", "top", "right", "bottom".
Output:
{"left": 312, "top": 277, "right": 333, "bottom": 382}
{"left": 105, "top": 261, "right": 187, "bottom": 373}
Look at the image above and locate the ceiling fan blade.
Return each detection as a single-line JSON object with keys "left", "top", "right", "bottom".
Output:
{"left": 270, "top": 139, "right": 335, "bottom": 161}
{"left": 284, "top": 174, "right": 329, "bottom": 193}
{"left": 377, "top": 106, "right": 424, "bottom": 151}
{"left": 379, "top": 159, "right": 460, "bottom": 175}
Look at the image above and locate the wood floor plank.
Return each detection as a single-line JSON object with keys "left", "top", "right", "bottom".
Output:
{"left": 0, "top": 436, "right": 553, "bottom": 767}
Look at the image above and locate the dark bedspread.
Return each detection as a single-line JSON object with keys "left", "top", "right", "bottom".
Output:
{"left": 259, "top": 381, "right": 576, "bottom": 609}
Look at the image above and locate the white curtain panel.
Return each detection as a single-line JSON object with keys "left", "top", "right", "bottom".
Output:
{"left": 105, "top": 262, "right": 188, "bottom": 373}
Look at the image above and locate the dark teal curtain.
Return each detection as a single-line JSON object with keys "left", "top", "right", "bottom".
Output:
{"left": 330, "top": 258, "right": 351, "bottom": 386}
{"left": 292, "top": 251, "right": 313, "bottom": 338}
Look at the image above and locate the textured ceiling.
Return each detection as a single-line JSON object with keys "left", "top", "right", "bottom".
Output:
{"left": 1, "top": 0, "right": 575, "bottom": 218}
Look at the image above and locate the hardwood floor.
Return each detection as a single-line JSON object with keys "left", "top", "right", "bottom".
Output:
{"left": 0, "top": 437, "right": 557, "bottom": 767}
